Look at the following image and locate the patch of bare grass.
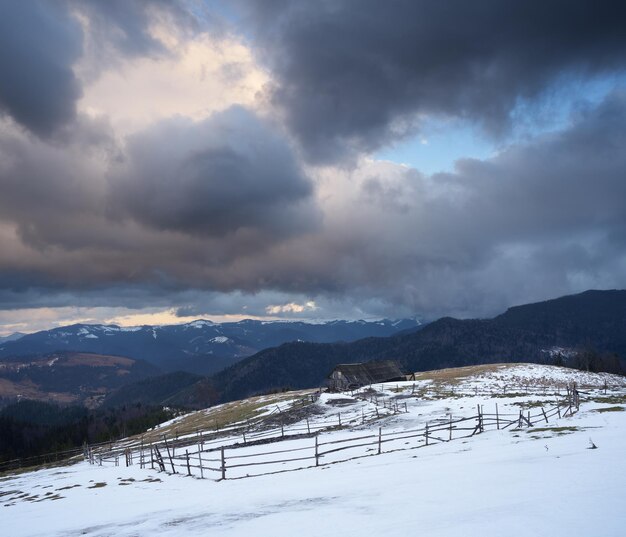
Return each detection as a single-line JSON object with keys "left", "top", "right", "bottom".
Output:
{"left": 593, "top": 406, "right": 624, "bottom": 413}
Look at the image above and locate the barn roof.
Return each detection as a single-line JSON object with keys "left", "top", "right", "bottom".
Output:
{"left": 329, "top": 360, "right": 404, "bottom": 385}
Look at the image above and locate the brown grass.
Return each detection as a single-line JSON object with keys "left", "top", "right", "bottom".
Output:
{"left": 135, "top": 389, "right": 318, "bottom": 443}
{"left": 409, "top": 363, "right": 516, "bottom": 384}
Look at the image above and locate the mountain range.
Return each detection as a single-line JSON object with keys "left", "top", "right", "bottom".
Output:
{"left": 0, "top": 318, "right": 420, "bottom": 405}
{"left": 3, "top": 290, "right": 626, "bottom": 410}
{"left": 205, "top": 290, "right": 626, "bottom": 403}
{"left": 0, "top": 318, "right": 421, "bottom": 375}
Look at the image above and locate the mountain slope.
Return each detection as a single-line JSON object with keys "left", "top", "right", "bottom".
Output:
{"left": 208, "top": 290, "right": 626, "bottom": 402}
{"left": 101, "top": 371, "right": 204, "bottom": 409}
{"left": 0, "top": 352, "right": 160, "bottom": 406}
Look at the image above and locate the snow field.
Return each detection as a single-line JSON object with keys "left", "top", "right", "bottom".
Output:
{"left": 2, "top": 363, "right": 626, "bottom": 536}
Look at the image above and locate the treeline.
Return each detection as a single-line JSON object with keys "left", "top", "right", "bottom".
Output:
{"left": 554, "top": 349, "right": 623, "bottom": 375}
{"left": 0, "top": 400, "right": 176, "bottom": 463}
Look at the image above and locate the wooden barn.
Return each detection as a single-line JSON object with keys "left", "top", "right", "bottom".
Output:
{"left": 327, "top": 360, "right": 405, "bottom": 391}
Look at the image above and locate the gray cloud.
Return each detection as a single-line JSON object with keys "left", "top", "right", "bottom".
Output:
{"left": 74, "top": 0, "right": 199, "bottom": 65}
{"left": 2, "top": 92, "right": 626, "bottom": 320}
{"left": 236, "top": 0, "right": 626, "bottom": 162}
{"left": 0, "top": 104, "right": 320, "bottom": 303}
{"left": 108, "top": 106, "right": 318, "bottom": 238}
{"left": 309, "top": 90, "right": 626, "bottom": 317}
{"left": 0, "top": 1, "right": 82, "bottom": 136}
{"left": 0, "top": 0, "right": 197, "bottom": 136}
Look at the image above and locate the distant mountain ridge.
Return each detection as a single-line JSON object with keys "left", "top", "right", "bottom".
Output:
{"left": 206, "top": 290, "right": 626, "bottom": 403}
{"left": 0, "top": 332, "right": 25, "bottom": 344}
{"left": 0, "top": 318, "right": 422, "bottom": 375}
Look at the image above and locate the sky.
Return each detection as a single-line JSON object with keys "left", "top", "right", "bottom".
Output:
{"left": 1, "top": 1, "right": 626, "bottom": 335}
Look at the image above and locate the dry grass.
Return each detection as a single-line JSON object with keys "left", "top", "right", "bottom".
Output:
{"left": 589, "top": 394, "right": 626, "bottom": 405}
{"left": 135, "top": 389, "right": 318, "bottom": 443}
{"left": 592, "top": 406, "right": 624, "bottom": 413}
{"left": 409, "top": 363, "right": 516, "bottom": 384}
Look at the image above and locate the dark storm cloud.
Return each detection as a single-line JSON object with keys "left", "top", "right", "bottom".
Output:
{"left": 236, "top": 0, "right": 626, "bottom": 162}
{"left": 0, "top": 115, "right": 111, "bottom": 250}
{"left": 0, "top": 0, "right": 82, "bottom": 136}
{"left": 0, "top": 0, "right": 195, "bottom": 136}
{"left": 0, "top": 104, "right": 319, "bottom": 307}
{"left": 108, "top": 106, "right": 318, "bottom": 238}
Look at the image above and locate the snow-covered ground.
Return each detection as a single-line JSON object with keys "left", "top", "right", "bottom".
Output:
{"left": 2, "top": 364, "right": 626, "bottom": 536}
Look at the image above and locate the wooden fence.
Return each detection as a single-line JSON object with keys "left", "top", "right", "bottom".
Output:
{"left": 89, "top": 393, "right": 580, "bottom": 481}
{"left": 88, "top": 401, "right": 405, "bottom": 468}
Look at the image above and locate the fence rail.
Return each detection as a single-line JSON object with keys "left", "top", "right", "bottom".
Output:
{"left": 89, "top": 388, "right": 582, "bottom": 481}
{"left": 3, "top": 381, "right": 591, "bottom": 475}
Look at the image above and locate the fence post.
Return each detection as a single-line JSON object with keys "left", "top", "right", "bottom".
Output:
{"left": 556, "top": 401, "right": 561, "bottom": 419}
{"left": 425, "top": 423, "right": 429, "bottom": 446}
{"left": 496, "top": 403, "right": 500, "bottom": 430}
{"left": 243, "top": 431, "right": 246, "bottom": 444}
{"left": 186, "top": 450, "right": 191, "bottom": 476}
{"left": 338, "top": 413, "right": 341, "bottom": 427}
{"left": 220, "top": 446, "right": 226, "bottom": 480}
{"left": 527, "top": 410, "right": 531, "bottom": 427}
{"left": 315, "top": 435, "right": 319, "bottom": 467}
{"left": 449, "top": 415, "right": 453, "bottom": 441}
{"left": 150, "top": 444, "right": 154, "bottom": 470}
{"left": 375, "top": 407, "right": 379, "bottom": 418}
{"left": 198, "top": 449, "right": 204, "bottom": 479}
{"left": 163, "top": 435, "right": 176, "bottom": 474}
{"left": 378, "top": 427, "right": 382, "bottom": 454}
{"left": 307, "top": 418, "right": 311, "bottom": 434}
{"left": 541, "top": 407, "right": 548, "bottom": 423}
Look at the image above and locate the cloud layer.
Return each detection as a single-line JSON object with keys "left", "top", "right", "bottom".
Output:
{"left": 1, "top": 1, "right": 626, "bottom": 331}
{"left": 237, "top": 0, "right": 626, "bottom": 162}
